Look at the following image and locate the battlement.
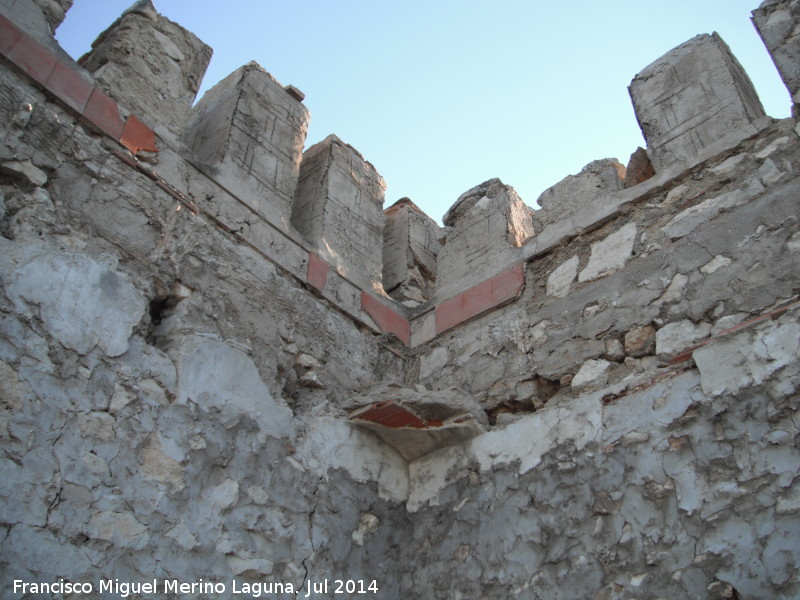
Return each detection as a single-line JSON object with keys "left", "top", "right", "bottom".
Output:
{"left": 1, "top": 1, "right": 799, "bottom": 597}
{"left": 1, "top": 0, "right": 794, "bottom": 346}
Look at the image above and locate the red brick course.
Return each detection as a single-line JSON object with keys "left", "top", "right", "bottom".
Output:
{"left": 435, "top": 263, "right": 525, "bottom": 334}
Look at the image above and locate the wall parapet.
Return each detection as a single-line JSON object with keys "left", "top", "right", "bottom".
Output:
{"left": 2, "top": 0, "right": 795, "bottom": 353}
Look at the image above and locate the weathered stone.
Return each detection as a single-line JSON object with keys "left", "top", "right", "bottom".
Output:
{"left": 546, "top": 255, "right": 579, "bottom": 297}
{"left": 79, "top": 1, "right": 212, "bottom": 139}
{"left": 571, "top": 359, "right": 611, "bottom": 393}
{"left": 85, "top": 511, "right": 149, "bottom": 549}
{"left": 351, "top": 512, "right": 380, "bottom": 546}
{"left": 604, "top": 338, "right": 625, "bottom": 362}
{"left": 383, "top": 198, "right": 441, "bottom": 304}
{"left": 536, "top": 159, "right": 625, "bottom": 224}
{"left": 629, "top": 33, "right": 766, "bottom": 172}
{"left": 228, "top": 557, "right": 273, "bottom": 577}
{"left": 291, "top": 135, "right": 386, "bottom": 291}
{"left": 32, "top": 0, "right": 72, "bottom": 31}
{"left": 700, "top": 255, "right": 732, "bottom": 274}
{"left": 759, "top": 156, "right": 786, "bottom": 185}
{"left": 173, "top": 338, "right": 293, "bottom": 438}
{"left": 655, "top": 320, "right": 712, "bottom": 362}
{"left": 578, "top": 223, "right": 637, "bottom": 283}
{"left": 0, "top": 0, "right": 74, "bottom": 54}
{"left": 166, "top": 522, "right": 199, "bottom": 550}
{"left": 624, "top": 147, "right": 655, "bottom": 187}
{"left": 0, "top": 159, "right": 47, "bottom": 185}
{"left": 140, "top": 432, "right": 185, "bottom": 492}
{"left": 183, "top": 62, "right": 309, "bottom": 229}
{"left": 661, "top": 181, "right": 764, "bottom": 240}
{"left": 625, "top": 325, "right": 656, "bottom": 357}
{"left": 654, "top": 272, "right": 688, "bottom": 305}
{"left": 694, "top": 312, "right": 800, "bottom": 396}
{"left": 0, "top": 359, "right": 26, "bottom": 410}
{"left": 3, "top": 245, "right": 145, "bottom": 357}
{"left": 753, "top": 0, "right": 800, "bottom": 110}
{"left": 436, "top": 178, "right": 534, "bottom": 300}
{"left": 755, "top": 135, "right": 792, "bottom": 159}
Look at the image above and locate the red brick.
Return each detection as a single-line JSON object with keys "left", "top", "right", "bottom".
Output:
{"left": 435, "top": 263, "right": 525, "bottom": 334}
{"left": 120, "top": 114, "right": 158, "bottom": 154}
{"left": 306, "top": 252, "right": 329, "bottom": 291}
{"left": 0, "top": 14, "right": 21, "bottom": 55}
{"left": 7, "top": 32, "right": 56, "bottom": 85}
{"left": 352, "top": 401, "right": 428, "bottom": 428}
{"left": 361, "top": 291, "right": 411, "bottom": 346}
{"left": 350, "top": 401, "right": 442, "bottom": 429}
{"left": 45, "top": 62, "right": 93, "bottom": 113}
{"left": 83, "top": 89, "right": 125, "bottom": 139}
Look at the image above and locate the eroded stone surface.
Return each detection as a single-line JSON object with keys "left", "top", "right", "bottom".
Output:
{"left": 292, "top": 134, "right": 386, "bottom": 291}
{"left": 383, "top": 198, "right": 441, "bottom": 304}
{"left": 79, "top": 1, "right": 212, "bottom": 139}
{"left": 753, "top": 0, "right": 800, "bottom": 109}
{"left": 578, "top": 222, "right": 637, "bottom": 282}
{"left": 3, "top": 242, "right": 144, "bottom": 357}
{"left": 536, "top": 158, "right": 625, "bottom": 225}
{"left": 183, "top": 62, "right": 310, "bottom": 229}
{"left": 629, "top": 33, "right": 766, "bottom": 172}
{"left": 436, "top": 178, "right": 534, "bottom": 300}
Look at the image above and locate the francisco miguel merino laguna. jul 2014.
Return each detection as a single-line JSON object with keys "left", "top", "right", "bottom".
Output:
{"left": 13, "top": 578, "right": 381, "bottom": 596}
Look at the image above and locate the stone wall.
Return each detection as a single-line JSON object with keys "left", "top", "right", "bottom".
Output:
{"left": 0, "top": 1, "right": 798, "bottom": 599}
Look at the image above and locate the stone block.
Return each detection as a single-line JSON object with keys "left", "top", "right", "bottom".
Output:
{"left": 383, "top": 198, "right": 441, "bottom": 304}
{"left": 546, "top": 255, "right": 579, "bottom": 298}
{"left": 184, "top": 62, "right": 310, "bottom": 230}
{"left": 752, "top": 0, "right": 800, "bottom": 110}
{"left": 655, "top": 320, "right": 712, "bottom": 362}
{"left": 79, "top": 1, "right": 212, "bottom": 139}
{"left": 694, "top": 311, "right": 800, "bottom": 396}
{"left": 624, "top": 325, "right": 656, "bottom": 357}
{"left": 291, "top": 134, "right": 386, "bottom": 291}
{"left": 578, "top": 222, "right": 637, "bottom": 283}
{"left": 436, "top": 178, "right": 534, "bottom": 301}
{"left": 535, "top": 159, "right": 625, "bottom": 225}
{"left": 623, "top": 147, "right": 655, "bottom": 187}
{"left": 571, "top": 359, "right": 611, "bottom": 394}
{"left": 661, "top": 182, "right": 764, "bottom": 240}
{"left": 0, "top": 0, "right": 72, "bottom": 55}
{"left": 629, "top": 33, "right": 766, "bottom": 172}
{"left": 32, "top": 0, "right": 72, "bottom": 31}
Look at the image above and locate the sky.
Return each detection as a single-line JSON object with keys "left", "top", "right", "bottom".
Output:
{"left": 55, "top": 1, "right": 791, "bottom": 224}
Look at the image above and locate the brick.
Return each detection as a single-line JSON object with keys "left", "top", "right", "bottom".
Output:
{"left": 45, "top": 62, "right": 93, "bottom": 114}
{"left": 7, "top": 32, "right": 56, "bottom": 86}
{"left": 0, "top": 14, "right": 21, "bottom": 55}
{"left": 83, "top": 89, "right": 125, "bottom": 139}
{"left": 351, "top": 401, "right": 434, "bottom": 429}
{"left": 307, "top": 253, "right": 329, "bottom": 291}
{"left": 119, "top": 114, "right": 158, "bottom": 154}
{"left": 435, "top": 263, "right": 525, "bottom": 334}
{"left": 361, "top": 292, "right": 410, "bottom": 346}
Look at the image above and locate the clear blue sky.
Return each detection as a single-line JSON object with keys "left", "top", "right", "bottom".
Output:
{"left": 56, "top": 1, "right": 790, "bottom": 224}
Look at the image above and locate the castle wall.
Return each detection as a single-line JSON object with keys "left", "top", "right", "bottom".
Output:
{"left": 0, "top": 6, "right": 410, "bottom": 596}
{"left": 0, "top": 1, "right": 798, "bottom": 599}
